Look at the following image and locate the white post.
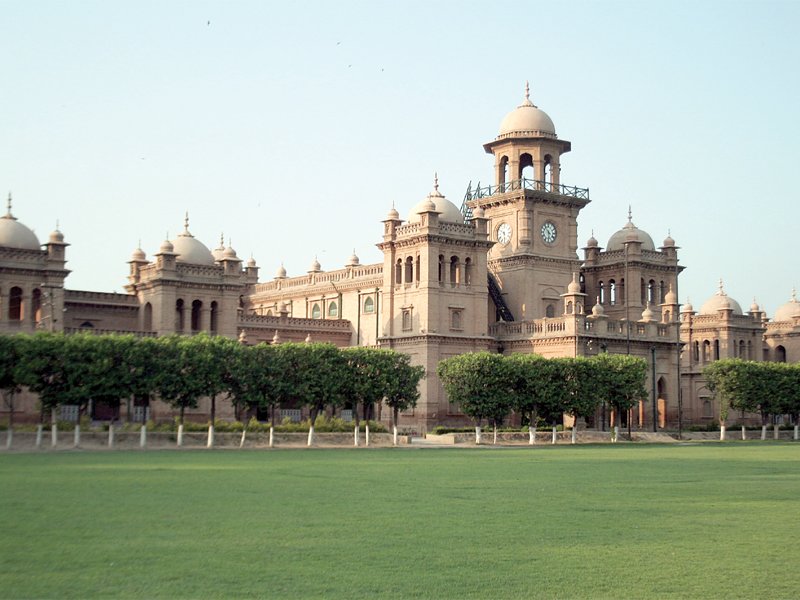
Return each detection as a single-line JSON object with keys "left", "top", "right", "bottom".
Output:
{"left": 51, "top": 423, "right": 58, "bottom": 448}
{"left": 6, "top": 428, "right": 13, "bottom": 450}
{"left": 207, "top": 424, "right": 215, "bottom": 448}
{"left": 108, "top": 424, "right": 115, "bottom": 448}
{"left": 73, "top": 424, "right": 81, "bottom": 447}
{"left": 392, "top": 424, "right": 398, "bottom": 447}
{"left": 365, "top": 423, "right": 370, "bottom": 447}
{"left": 493, "top": 425, "right": 497, "bottom": 445}
{"left": 140, "top": 424, "right": 147, "bottom": 448}
{"left": 571, "top": 427, "right": 577, "bottom": 444}
{"left": 475, "top": 426, "right": 482, "bottom": 445}
{"left": 269, "top": 426, "right": 274, "bottom": 448}
{"left": 761, "top": 425, "right": 767, "bottom": 441}
{"left": 612, "top": 426, "right": 619, "bottom": 443}
{"left": 354, "top": 425, "right": 359, "bottom": 447}
{"left": 720, "top": 425, "right": 726, "bottom": 441}
{"left": 794, "top": 424, "right": 799, "bottom": 441}
{"left": 35, "top": 424, "right": 43, "bottom": 448}
{"left": 551, "top": 426, "right": 557, "bottom": 445}
{"left": 239, "top": 429, "right": 246, "bottom": 448}
{"left": 741, "top": 425, "right": 746, "bottom": 441}
{"left": 307, "top": 425, "right": 314, "bottom": 447}
{"left": 774, "top": 424, "right": 780, "bottom": 440}
{"left": 177, "top": 424, "right": 184, "bottom": 447}
{"left": 528, "top": 426, "right": 536, "bottom": 445}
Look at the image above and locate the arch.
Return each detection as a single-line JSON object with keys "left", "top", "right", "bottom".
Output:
{"left": 609, "top": 279, "right": 617, "bottom": 305}
{"left": 328, "top": 301, "right": 338, "bottom": 318}
{"left": 598, "top": 281, "right": 605, "bottom": 304}
{"left": 175, "top": 299, "right": 185, "bottom": 332}
{"left": 363, "top": 296, "right": 374, "bottom": 314}
{"left": 566, "top": 300, "right": 574, "bottom": 315}
{"left": 519, "top": 152, "right": 534, "bottom": 181}
{"left": 693, "top": 340, "right": 700, "bottom": 362}
{"left": 747, "top": 340, "right": 753, "bottom": 360}
{"left": 738, "top": 340, "right": 745, "bottom": 359}
{"left": 31, "top": 288, "right": 42, "bottom": 324}
{"left": 143, "top": 302, "right": 153, "bottom": 331}
{"left": 395, "top": 259, "right": 402, "bottom": 285}
{"left": 776, "top": 345, "right": 787, "bottom": 363}
{"left": 464, "top": 258, "right": 473, "bottom": 286}
{"left": 438, "top": 255, "right": 444, "bottom": 283}
{"left": 311, "top": 303, "right": 321, "bottom": 319}
{"left": 640, "top": 278, "right": 646, "bottom": 305}
{"left": 8, "top": 286, "right": 22, "bottom": 321}
{"left": 499, "top": 155, "right": 509, "bottom": 187}
{"left": 660, "top": 281, "right": 666, "bottom": 303}
{"left": 647, "top": 279, "right": 656, "bottom": 304}
{"left": 545, "top": 304, "right": 555, "bottom": 318}
{"left": 415, "top": 255, "right": 420, "bottom": 283}
{"left": 210, "top": 301, "right": 218, "bottom": 333}
{"left": 451, "top": 309, "right": 462, "bottom": 330}
{"left": 713, "top": 339, "right": 720, "bottom": 361}
{"left": 191, "top": 300, "right": 202, "bottom": 332}
{"left": 702, "top": 340, "right": 711, "bottom": 362}
{"left": 80, "top": 321, "right": 94, "bottom": 329}
{"left": 543, "top": 154, "right": 553, "bottom": 185}
{"left": 664, "top": 310, "right": 671, "bottom": 323}
{"left": 404, "top": 256, "right": 413, "bottom": 283}
{"left": 657, "top": 377, "right": 668, "bottom": 428}
{"left": 265, "top": 309, "right": 272, "bottom": 316}
{"left": 450, "top": 256, "right": 460, "bottom": 285}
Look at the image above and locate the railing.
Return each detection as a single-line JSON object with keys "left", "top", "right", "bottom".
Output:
{"left": 461, "top": 178, "right": 590, "bottom": 218}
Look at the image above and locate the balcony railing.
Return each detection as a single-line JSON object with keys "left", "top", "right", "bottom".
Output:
{"left": 462, "top": 178, "right": 590, "bottom": 218}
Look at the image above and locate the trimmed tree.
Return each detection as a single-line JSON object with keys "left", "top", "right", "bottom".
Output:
{"left": 592, "top": 353, "right": 648, "bottom": 442}
{"left": 0, "top": 335, "right": 23, "bottom": 448}
{"left": 507, "top": 354, "right": 567, "bottom": 444}
{"left": 383, "top": 353, "right": 425, "bottom": 445}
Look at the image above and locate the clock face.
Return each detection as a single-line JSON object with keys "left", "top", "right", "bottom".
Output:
{"left": 497, "top": 222, "right": 512, "bottom": 246}
{"left": 541, "top": 221, "right": 557, "bottom": 244}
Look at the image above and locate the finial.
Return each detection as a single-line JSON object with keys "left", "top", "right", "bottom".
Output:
{"left": 184, "top": 211, "right": 189, "bottom": 232}
{"left": 718, "top": 278, "right": 725, "bottom": 295}
{"left": 792, "top": 287, "right": 797, "bottom": 302}
{"left": 668, "top": 228, "right": 671, "bottom": 236}
{"left": 138, "top": 238, "right": 141, "bottom": 248}
{"left": 55, "top": 219, "right": 60, "bottom": 230}
{"left": 434, "top": 172, "right": 439, "bottom": 192}
{"left": 219, "top": 232, "right": 224, "bottom": 247}
{"left": 525, "top": 80, "right": 530, "bottom": 101}
{"left": 5, "top": 192, "right": 14, "bottom": 219}
{"left": 627, "top": 205, "right": 632, "bottom": 223}
{"left": 228, "top": 237, "right": 232, "bottom": 247}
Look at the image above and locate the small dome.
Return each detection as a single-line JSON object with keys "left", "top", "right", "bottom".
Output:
{"left": 131, "top": 246, "right": 146, "bottom": 261}
{"left": 774, "top": 289, "right": 800, "bottom": 322}
{"left": 0, "top": 195, "right": 41, "bottom": 251}
{"left": 750, "top": 298, "right": 760, "bottom": 313}
{"left": 497, "top": 82, "right": 557, "bottom": 139}
{"left": 309, "top": 257, "right": 321, "bottom": 272}
{"left": 223, "top": 245, "right": 237, "bottom": 259}
{"left": 664, "top": 284, "right": 677, "bottom": 305}
{"left": 159, "top": 238, "right": 174, "bottom": 254}
{"left": 606, "top": 210, "right": 655, "bottom": 252}
{"left": 566, "top": 273, "right": 581, "bottom": 294}
{"left": 346, "top": 250, "right": 360, "bottom": 267}
{"left": 49, "top": 227, "right": 64, "bottom": 244}
{"left": 662, "top": 233, "right": 675, "bottom": 247}
{"left": 171, "top": 215, "right": 215, "bottom": 265}
{"left": 682, "top": 298, "right": 695, "bottom": 313}
{"left": 586, "top": 232, "right": 598, "bottom": 248}
{"left": 386, "top": 206, "right": 400, "bottom": 221}
{"left": 472, "top": 206, "right": 485, "bottom": 219}
{"left": 246, "top": 256, "right": 256, "bottom": 268}
{"left": 212, "top": 234, "right": 225, "bottom": 261}
{"left": 275, "top": 263, "right": 287, "bottom": 279}
{"left": 591, "top": 297, "right": 605, "bottom": 317}
{"left": 700, "top": 280, "right": 743, "bottom": 315}
{"left": 641, "top": 304, "right": 656, "bottom": 322}
{"left": 407, "top": 175, "right": 464, "bottom": 224}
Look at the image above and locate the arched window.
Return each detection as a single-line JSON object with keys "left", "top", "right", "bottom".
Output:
{"left": 660, "top": 281, "right": 666, "bottom": 303}
{"left": 143, "top": 302, "right": 153, "bottom": 331}
{"left": 450, "top": 256, "right": 460, "bottom": 285}
{"left": 598, "top": 281, "right": 605, "bottom": 304}
{"left": 451, "top": 310, "right": 462, "bottom": 330}
{"left": 311, "top": 303, "right": 321, "bottom": 319}
{"left": 619, "top": 278, "right": 625, "bottom": 305}
{"left": 405, "top": 257, "right": 413, "bottom": 283}
{"left": 191, "top": 300, "right": 202, "bottom": 332}
{"left": 609, "top": 280, "right": 617, "bottom": 305}
{"left": 747, "top": 340, "right": 753, "bottom": 360}
{"left": 328, "top": 301, "right": 338, "bottom": 317}
{"left": 32, "top": 288, "right": 42, "bottom": 324}
{"left": 693, "top": 341, "right": 700, "bottom": 362}
{"left": 175, "top": 299, "right": 185, "bottom": 332}
{"left": 80, "top": 321, "right": 94, "bottom": 329}
{"left": 648, "top": 280, "right": 656, "bottom": 304}
{"left": 395, "top": 259, "right": 402, "bottom": 285}
{"left": 702, "top": 340, "right": 711, "bottom": 362}
{"left": 464, "top": 258, "right": 472, "bottom": 286}
{"left": 499, "top": 156, "right": 509, "bottom": 188}
{"left": 640, "top": 278, "right": 646, "bottom": 305}
{"left": 713, "top": 339, "right": 720, "bottom": 361}
{"left": 415, "top": 256, "right": 420, "bottom": 283}
{"left": 210, "top": 301, "right": 218, "bottom": 333}
{"left": 567, "top": 301, "right": 573, "bottom": 314}
{"left": 363, "top": 297, "right": 374, "bottom": 314}
{"left": 776, "top": 345, "right": 787, "bottom": 363}
{"left": 545, "top": 304, "right": 555, "bottom": 318}
{"left": 543, "top": 154, "right": 553, "bottom": 186}
{"left": 519, "top": 152, "right": 534, "bottom": 181}
{"left": 438, "top": 255, "right": 445, "bottom": 283}
{"left": 8, "top": 287, "right": 22, "bottom": 321}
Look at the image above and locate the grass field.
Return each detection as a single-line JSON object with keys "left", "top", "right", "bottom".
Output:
{"left": 1, "top": 444, "right": 799, "bottom": 599}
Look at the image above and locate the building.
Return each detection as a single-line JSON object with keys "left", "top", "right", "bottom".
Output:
{"left": 2, "top": 88, "right": 798, "bottom": 430}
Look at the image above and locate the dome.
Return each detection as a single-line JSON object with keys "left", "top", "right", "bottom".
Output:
{"left": 586, "top": 232, "right": 598, "bottom": 248}
{"left": 346, "top": 250, "right": 360, "bottom": 267}
{"left": 171, "top": 216, "right": 215, "bottom": 265}
{"left": 774, "top": 289, "right": 800, "bottom": 322}
{"left": 749, "top": 298, "right": 760, "bottom": 313}
{"left": 497, "top": 82, "right": 557, "bottom": 139}
{"left": 591, "top": 297, "right": 605, "bottom": 317}
{"left": 682, "top": 298, "right": 695, "bottom": 314}
{"left": 0, "top": 195, "right": 41, "bottom": 251}
{"left": 606, "top": 210, "right": 656, "bottom": 252}
{"left": 700, "top": 281, "right": 743, "bottom": 315}
{"left": 566, "top": 273, "right": 581, "bottom": 294}
{"left": 662, "top": 232, "right": 675, "bottom": 247}
{"left": 49, "top": 226, "right": 64, "bottom": 244}
{"left": 275, "top": 263, "right": 287, "bottom": 279}
{"left": 472, "top": 206, "right": 485, "bottom": 219}
{"left": 309, "top": 257, "right": 321, "bottom": 272}
{"left": 159, "top": 238, "right": 174, "bottom": 254}
{"left": 386, "top": 206, "right": 400, "bottom": 221}
{"left": 223, "top": 245, "right": 237, "bottom": 259}
{"left": 246, "top": 256, "right": 256, "bottom": 268}
{"left": 407, "top": 175, "right": 464, "bottom": 224}
{"left": 212, "top": 234, "right": 225, "bottom": 261}
{"left": 641, "top": 304, "right": 656, "bottom": 322}
{"left": 130, "top": 246, "right": 146, "bottom": 262}
{"left": 664, "top": 284, "right": 677, "bottom": 305}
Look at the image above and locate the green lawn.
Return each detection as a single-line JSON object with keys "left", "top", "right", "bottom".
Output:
{"left": 1, "top": 444, "right": 799, "bottom": 599}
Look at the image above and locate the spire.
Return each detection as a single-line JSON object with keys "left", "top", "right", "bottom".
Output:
{"left": 4, "top": 192, "right": 15, "bottom": 220}
{"left": 525, "top": 80, "right": 530, "bottom": 101}
{"left": 627, "top": 205, "right": 632, "bottom": 223}
{"left": 180, "top": 211, "right": 193, "bottom": 237}
{"left": 792, "top": 287, "right": 797, "bottom": 302}
{"left": 434, "top": 172, "right": 439, "bottom": 192}
{"left": 219, "top": 232, "right": 225, "bottom": 248}
{"left": 718, "top": 278, "right": 725, "bottom": 295}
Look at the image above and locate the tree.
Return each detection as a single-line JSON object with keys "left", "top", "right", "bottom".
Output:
{"left": 592, "top": 353, "right": 648, "bottom": 441}
{"left": 437, "top": 352, "right": 513, "bottom": 444}
{"left": 382, "top": 353, "right": 424, "bottom": 445}
{"left": 562, "top": 357, "right": 602, "bottom": 444}
{"left": 341, "top": 347, "right": 398, "bottom": 445}
{"left": 0, "top": 335, "right": 23, "bottom": 446}
{"left": 507, "top": 354, "right": 568, "bottom": 444}
{"left": 15, "top": 333, "right": 70, "bottom": 424}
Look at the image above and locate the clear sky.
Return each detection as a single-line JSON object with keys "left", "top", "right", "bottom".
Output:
{"left": 2, "top": 0, "right": 798, "bottom": 316}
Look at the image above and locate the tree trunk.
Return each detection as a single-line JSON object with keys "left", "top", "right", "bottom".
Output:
{"left": 207, "top": 424, "right": 215, "bottom": 448}
{"left": 73, "top": 424, "right": 81, "bottom": 447}
{"left": 269, "top": 425, "right": 274, "bottom": 448}
{"left": 529, "top": 426, "right": 536, "bottom": 445}
{"left": 474, "top": 425, "right": 482, "bottom": 445}
{"left": 35, "top": 424, "right": 43, "bottom": 448}
{"left": 307, "top": 424, "right": 314, "bottom": 447}
{"left": 720, "top": 424, "right": 726, "bottom": 441}
{"left": 5, "top": 428, "right": 12, "bottom": 450}
{"left": 741, "top": 425, "right": 746, "bottom": 441}
{"left": 239, "top": 428, "right": 246, "bottom": 448}
{"left": 392, "top": 407, "right": 399, "bottom": 447}
{"left": 354, "top": 402, "right": 360, "bottom": 447}
{"left": 108, "top": 423, "right": 115, "bottom": 448}
{"left": 140, "top": 424, "right": 147, "bottom": 448}
{"left": 51, "top": 408, "right": 57, "bottom": 447}
{"left": 493, "top": 423, "right": 497, "bottom": 445}
{"left": 365, "top": 423, "right": 370, "bottom": 447}
{"left": 210, "top": 394, "right": 216, "bottom": 425}
{"left": 180, "top": 405, "right": 185, "bottom": 426}
{"left": 551, "top": 425, "right": 557, "bottom": 445}
{"left": 177, "top": 424, "right": 184, "bottom": 447}
{"left": 760, "top": 425, "right": 767, "bottom": 441}
{"left": 571, "top": 426, "right": 577, "bottom": 444}
{"left": 774, "top": 423, "right": 780, "bottom": 440}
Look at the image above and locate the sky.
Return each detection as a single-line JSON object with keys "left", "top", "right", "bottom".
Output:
{"left": 2, "top": 0, "right": 798, "bottom": 316}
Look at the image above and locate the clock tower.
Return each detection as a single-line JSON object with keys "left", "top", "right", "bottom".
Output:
{"left": 467, "top": 84, "right": 590, "bottom": 321}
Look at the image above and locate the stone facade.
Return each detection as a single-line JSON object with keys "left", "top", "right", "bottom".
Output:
{"left": 2, "top": 88, "right": 798, "bottom": 431}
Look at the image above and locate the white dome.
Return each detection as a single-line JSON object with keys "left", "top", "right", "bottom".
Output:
{"left": 606, "top": 212, "right": 655, "bottom": 252}
{"left": 223, "top": 245, "right": 237, "bottom": 259}
{"left": 309, "top": 257, "right": 321, "bottom": 272}
{"left": 171, "top": 217, "right": 214, "bottom": 265}
{"left": 664, "top": 284, "right": 677, "bottom": 305}
{"left": 275, "top": 263, "right": 287, "bottom": 278}
{"left": 0, "top": 196, "right": 40, "bottom": 250}
{"left": 774, "top": 290, "right": 800, "bottom": 322}
{"left": 700, "top": 281, "right": 743, "bottom": 315}
{"left": 212, "top": 234, "right": 225, "bottom": 261}
{"left": 386, "top": 206, "right": 400, "bottom": 221}
{"left": 48, "top": 228, "right": 64, "bottom": 244}
{"left": 246, "top": 256, "right": 256, "bottom": 268}
{"left": 497, "top": 83, "right": 557, "bottom": 139}
{"left": 407, "top": 176, "right": 464, "bottom": 224}
{"left": 346, "top": 250, "right": 360, "bottom": 267}
{"left": 159, "top": 239, "right": 174, "bottom": 254}
{"left": 591, "top": 297, "right": 605, "bottom": 317}
{"left": 566, "top": 273, "right": 581, "bottom": 294}
{"left": 131, "top": 246, "right": 146, "bottom": 261}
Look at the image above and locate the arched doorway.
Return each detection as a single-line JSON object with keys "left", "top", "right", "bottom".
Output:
{"left": 657, "top": 377, "right": 668, "bottom": 428}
